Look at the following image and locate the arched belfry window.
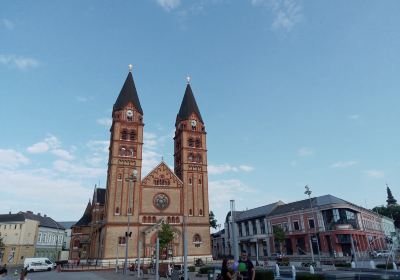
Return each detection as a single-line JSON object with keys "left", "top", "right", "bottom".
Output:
{"left": 121, "top": 130, "right": 128, "bottom": 140}
{"left": 119, "top": 147, "right": 126, "bottom": 156}
{"left": 196, "top": 154, "right": 202, "bottom": 163}
{"left": 188, "top": 153, "right": 193, "bottom": 162}
{"left": 188, "top": 138, "right": 194, "bottom": 147}
{"left": 195, "top": 139, "right": 201, "bottom": 148}
{"left": 129, "top": 130, "right": 136, "bottom": 141}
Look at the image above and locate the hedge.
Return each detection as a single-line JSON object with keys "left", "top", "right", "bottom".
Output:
{"left": 376, "top": 263, "right": 394, "bottom": 269}
{"left": 296, "top": 272, "right": 325, "bottom": 280}
{"left": 199, "top": 266, "right": 214, "bottom": 274}
{"left": 188, "top": 266, "right": 196, "bottom": 272}
{"left": 255, "top": 270, "right": 274, "bottom": 280}
{"left": 334, "top": 263, "right": 351, "bottom": 268}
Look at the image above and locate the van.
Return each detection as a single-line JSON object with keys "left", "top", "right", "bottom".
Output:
{"left": 23, "top": 258, "right": 55, "bottom": 271}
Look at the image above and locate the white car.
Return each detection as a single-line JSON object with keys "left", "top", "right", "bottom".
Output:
{"left": 26, "top": 261, "right": 53, "bottom": 272}
{"left": 376, "top": 251, "right": 391, "bottom": 258}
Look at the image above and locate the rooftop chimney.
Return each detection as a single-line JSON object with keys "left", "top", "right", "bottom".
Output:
{"left": 44, "top": 214, "right": 47, "bottom": 217}
{"left": 38, "top": 213, "right": 41, "bottom": 216}
{"left": 27, "top": 211, "right": 33, "bottom": 214}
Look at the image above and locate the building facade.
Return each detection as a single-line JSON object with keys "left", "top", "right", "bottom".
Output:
{"left": 0, "top": 214, "right": 38, "bottom": 265}
{"left": 216, "top": 195, "right": 394, "bottom": 260}
{"left": 72, "top": 69, "right": 211, "bottom": 263}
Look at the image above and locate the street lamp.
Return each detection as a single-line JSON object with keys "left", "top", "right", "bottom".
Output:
{"left": 123, "top": 167, "right": 138, "bottom": 275}
{"left": 304, "top": 185, "right": 321, "bottom": 263}
{"left": 230, "top": 200, "right": 239, "bottom": 261}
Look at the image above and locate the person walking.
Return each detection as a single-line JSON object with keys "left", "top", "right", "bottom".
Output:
{"left": 238, "top": 251, "right": 255, "bottom": 280}
{"left": 221, "top": 258, "right": 233, "bottom": 280}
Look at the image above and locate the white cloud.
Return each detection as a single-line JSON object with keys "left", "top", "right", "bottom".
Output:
{"left": 76, "top": 96, "right": 89, "bottom": 102}
{"left": 51, "top": 149, "right": 74, "bottom": 161}
{"left": 297, "top": 147, "right": 314, "bottom": 157}
{"left": 208, "top": 164, "right": 254, "bottom": 175}
{"left": 87, "top": 140, "right": 109, "bottom": 153}
{"left": 364, "top": 169, "right": 385, "bottom": 179}
{"left": 0, "top": 54, "right": 39, "bottom": 70}
{"left": 156, "top": 0, "right": 181, "bottom": 11}
{"left": 1, "top": 19, "right": 15, "bottom": 30}
{"left": 348, "top": 114, "right": 360, "bottom": 120}
{"left": 0, "top": 168, "right": 92, "bottom": 220}
{"left": 271, "top": 0, "right": 302, "bottom": 31}
{"left": 250, "top": 0, "right": 302, "bottom": 32}
{"left": 209, "top": 179, "right": 255, "bottom": 209}
{"left": 0, "top": 149, "right": 29, "bottom": 169}
{"left": 144, "top": 132, "right": 159, "bottom": 150}
{"left": 142, "top": 150, "right": 163, "bottom": 176}
{"left": 53, "top": 160, "right": 105, "bottom": 178}
{"left": 96, "top": 118, "right": 112, "bottom": 127}
{"left": 331, "top": 161, "right": 358, "bottom": 168}
{"left": 27, "top": 135, "right": 60, "bottom": 154}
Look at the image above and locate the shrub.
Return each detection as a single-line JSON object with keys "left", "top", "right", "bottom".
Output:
{"left": 296, "top": 272, "right": 325, "bottom": 280}
{"left": 376, "top": 263, "right": 394, "bottom": 269}
{"left": 277, "top": 257, "right": 290, "bottom": 266}
{"left": 334, "top": 263, "right": 351, "bottom": 268}
{"left": 199, "top": 266, "right": 214, "bottom": 274}
{"left": 255, "top": 270, "right": 274, "bottom": 280}
{"left": 301, "top": 262, "right": 317, "bottom": 268}
{"left": 188, "top": 266, "right": 196, "bottom": 272}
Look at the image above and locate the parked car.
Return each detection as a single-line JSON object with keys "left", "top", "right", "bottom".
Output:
{"left": 376, "top": 251, "right": 391, "bottom": 258}
{"left": 26, "top": 261, "right": 53, "bottom": 272}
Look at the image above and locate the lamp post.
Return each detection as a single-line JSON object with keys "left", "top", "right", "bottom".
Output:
{"left": 123, "top": 167, "right": 138, "bottom": 275}
{"left": 230, "top": 200, "right": 239, "bottom": 261}
{"left": 304, "top": 185, "right": 321, "bottom": 263}
{"left": 49, "top": 217, "right": 61, "bottom": 262}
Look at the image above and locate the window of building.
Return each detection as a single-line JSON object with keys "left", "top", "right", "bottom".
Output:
{"left": 252, "top": 220, "right": 257, "bottom": 235}
{"left": 129, "top": 147, "right": 135, "bottom": 157}
{"left": 282, "top": 222, "right": 289, "bottom": 232}
{"left": 118, "top": 236, "right": 126, "bottom": 245}
{"left": 199, "top": 209, "right": 203, "bottom": 216}
{"left": 188, "top": 153, "right": 193, "bottom": 162}
{"left": 260, "top": 219, "right": 266, "bottom": 234}
{"left": 121, "top": 130, "right": 128, "bottom": 140}
{"left": 128, "top": 207, "right": 132, "bottom": 214}
{"left": 293, "top": 221, "right": 300, "bottom": 231}
{"left": 119, "top": 147, "right": 126, "bottom": 156}
{"left": 188, "top": 138, "right": 194, "bottom": 147}
{"left": 118, "top": 174, "right": 122, "bottom": 181}
{"left": 152, "top": 217, "right": 156, "bottom": 223}
{"left": 189, "top": 178, "right": 192, "bottom": 185}
{"left": 245, "top": 223, "right": 250, "bottom": 236}
{"left": 189, "top": 209, "right": 193, "bottom": 216}
{"left": 198, "top": 178, "right": 202, "bottom": 184}
{"left": 196, "top": 154, "right": 202, "bottom": 163}
{"left": 115, "top": 207, "right": 120, "bottom": 215}
{"left": 308, "top": 219, "right": 315, "bottom": 229}
{"left": 129, "top": 131, "right": 136, "bottom": 140}
{"left": 195, "top": 139, "right": 201, "bottom": 148}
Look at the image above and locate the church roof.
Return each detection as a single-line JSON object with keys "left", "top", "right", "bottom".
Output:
{"left": 141, "top": 161, "right": 183, "bottom": 186}
{"left": 176, "top": 84, "right": 203, "bottom": 123}
{"left": 113, "top": 71, "right": 143, "bottom": 115}
{"left": 73, "top": 201, "right": 92, "bottom": 227}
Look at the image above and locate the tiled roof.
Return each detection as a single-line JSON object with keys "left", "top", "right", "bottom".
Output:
{"left": 73, "top": 201, "right": 92, "bottom": 227}
{"left": 0, "top": 213, "right": 25, "bottom": 223}
{"left": 19, "top": 212, "right": 65, "bottom": 230}
{"left": 236, "top": 201, "right": 284, "bottom": 221}
{"left": 268, "top": 195, "right": 349, "bottom": 216}
{"left": 58, "top": 221, "right": 76, "bottom": 229}
{"left": 95, "top": 188, "right": 106, "bottom": 205}
{"left": 113, "top": 72, "right": 143, "bottom": 114}
{"left": 176, "top": 84, "right": 203, "bottom": 123}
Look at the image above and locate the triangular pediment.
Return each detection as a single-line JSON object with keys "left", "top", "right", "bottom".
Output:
{"left": 141, "top": 161, "right": 183, "bottom": 188}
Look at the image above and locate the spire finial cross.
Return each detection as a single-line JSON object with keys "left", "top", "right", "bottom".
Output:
{"left": 186, "top": 75, "right": 191, "bottom": 84}
{"left": 128, "top": 64, "right": 133, "bottom": 72}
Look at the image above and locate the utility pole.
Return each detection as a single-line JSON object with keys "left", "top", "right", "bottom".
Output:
{"left": 123, "top": 167, "right": 137, "bottom": 275}
{"left": 184, "top": 215, "right": 188, "bottom": 280}
{"left": 230, "top": 200, "right": 239, "bottom": 261}
{"left": 304, "top": 185, "right": 321, "bottom": 264}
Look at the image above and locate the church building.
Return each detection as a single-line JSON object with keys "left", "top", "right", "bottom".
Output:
{"left": 70, "top": 67, "right": 211, "bottom": 262}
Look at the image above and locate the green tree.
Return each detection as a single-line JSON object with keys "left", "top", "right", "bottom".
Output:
{"left": 209, "top": 211, "right": 217, "bottom": 229}
{"left": 373, "top": 205, "right": 400, "bottom": 228}
{"left": 158, "top": 223, "right": 176, "bottom": 257}
{"left": 273, "top": 226, "right": 285, "bottom": 254}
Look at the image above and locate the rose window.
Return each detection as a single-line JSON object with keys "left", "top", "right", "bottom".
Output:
{"left": 154, "top": 193, "right": 169, "bottom": 210}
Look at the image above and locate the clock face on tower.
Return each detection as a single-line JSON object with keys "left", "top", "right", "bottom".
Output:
{"left": 154, "top": 193, "right": 169, "bottom": 210}
{"left": 126, "top": 110, "right": 133, "bottom": 117}
{"left": 191, "top": 120, "right": 197, "bottom": 127}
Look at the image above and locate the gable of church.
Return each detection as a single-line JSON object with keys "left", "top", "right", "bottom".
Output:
{"left": 141, "top": 162, "right": 183, "bottom": 188}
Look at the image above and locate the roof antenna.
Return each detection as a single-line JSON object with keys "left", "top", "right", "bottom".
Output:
{"left": 161, "top": 156, "right": 164, "bottom": 162}
{"left": 129, "top": 64, "right": 133, "bottom": 73}
{"left": 186, "top": 75, "right": 191, "bottom": 84}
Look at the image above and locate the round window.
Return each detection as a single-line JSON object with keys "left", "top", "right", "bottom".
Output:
{"left": 154, "top": 193, "right": 169, "bottom": 210}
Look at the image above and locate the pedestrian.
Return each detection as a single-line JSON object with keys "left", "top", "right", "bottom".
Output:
{"left": 220, "top": 258, "right": 233, "bottom": 280}
{"left": 0, "top": 264, "right": 7, "bottom": 276}
{"left": 237, "top": 251, "right": 255, "bottom": 280}
{"left": 19, "top": 267, "right": 28, "bottom": 280}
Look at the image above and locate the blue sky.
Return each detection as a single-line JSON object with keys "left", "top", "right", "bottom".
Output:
{"left": 0, "top": 0, "right": 399, "bottom": 225}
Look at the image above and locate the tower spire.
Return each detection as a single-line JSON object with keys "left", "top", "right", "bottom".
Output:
{"left": 113, "top": 66, "right": 143, "bottom": 114}
{"left": 176, "top": 80, "right": 203, "bottom": 124}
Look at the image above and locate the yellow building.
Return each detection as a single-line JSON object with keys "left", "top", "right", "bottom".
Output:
{"left": 0, "top": 213, "right": 39, "bottom": 265}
